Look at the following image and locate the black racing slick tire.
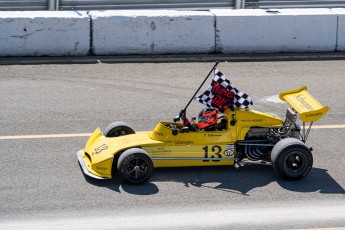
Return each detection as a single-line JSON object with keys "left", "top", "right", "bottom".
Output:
{"left": 104, "top": 121, "right": 135, "bottom": 137}
{"left": 271, "top": 138, "right": 313, "bottom": 180}
{"left": 117, "top": 148, "right": 153, "bottom": 184}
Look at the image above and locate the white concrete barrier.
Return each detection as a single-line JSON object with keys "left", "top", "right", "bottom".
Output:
{"left": 0, "top": 9, "right": 344, "bottom": 57}
{"left": 211, "top": 9, "right": 338, "bottom": 53}
{"left": 0, "top": 11, "right": 90, "bottom": 56}
{"left": 90, "top": 10, "right": 215, "bottom": 55}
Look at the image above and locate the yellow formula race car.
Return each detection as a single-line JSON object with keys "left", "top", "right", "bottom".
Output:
{"left": 77, "top": 64, "right": 328, "bottom": 184}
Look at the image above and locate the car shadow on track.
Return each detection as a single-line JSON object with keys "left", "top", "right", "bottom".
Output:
{"left": 83, "top": 176, "right": 160, "bottom": 195}
{"left": 81, "top": 164, "right": 345, "bottom": 196}
{"left": 277, "top": 167, "right": 345, "bottom": 194}
{"left": 78, "top": 163, "right": 160, "bottom": 195}
{"left": 151, "top": 165, "right": 345, "bottom": 195}
{"left": 153, "top": 165, "right": 345, "bottom": 195}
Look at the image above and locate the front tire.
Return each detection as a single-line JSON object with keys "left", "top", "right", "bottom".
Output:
{"left": 117, "top": 148, "right": 153, "bottom": 184}
{"left": 104, "top": 121, "right": 135, "bottom": 137}
{"left": 271, "top": 138, "right": 313, "bottom": 180}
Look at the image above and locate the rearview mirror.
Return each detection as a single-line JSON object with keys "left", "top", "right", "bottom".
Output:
{"left": 173, "top": 116, "right": 180, "bottom": 122}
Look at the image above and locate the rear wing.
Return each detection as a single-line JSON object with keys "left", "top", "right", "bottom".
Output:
{"left": 279, "top": 86, "right": 329, "bottom": 123}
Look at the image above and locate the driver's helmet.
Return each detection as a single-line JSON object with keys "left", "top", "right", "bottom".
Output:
{"left": 198, "top": 108, "right": 218, "bottom": 130}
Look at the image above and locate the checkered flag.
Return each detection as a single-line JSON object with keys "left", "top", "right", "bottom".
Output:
{"left": 195, "top": 68, "right": 253, "bottom": 112}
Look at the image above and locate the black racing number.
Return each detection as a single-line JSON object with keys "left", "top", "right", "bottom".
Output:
{"left": 203, "top": 145, "right": 222, "bottom": 162}
{"left": 202, "top": 146, "right": 208, "bottom": 162}
{"left": 211, "top": 145, "right": 222, "bottom": 162}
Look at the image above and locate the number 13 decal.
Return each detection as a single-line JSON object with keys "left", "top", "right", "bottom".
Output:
{"left": 203, "top": 145, "right": 222, "bottom": 162}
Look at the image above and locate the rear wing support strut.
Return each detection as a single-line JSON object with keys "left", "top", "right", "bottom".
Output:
{"left": 302, "top": 121, "right": 313, "bottom": 143}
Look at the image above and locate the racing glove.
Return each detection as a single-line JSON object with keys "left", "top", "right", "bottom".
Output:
{"left": 179, "top": 110, "right": 190, "bottom": 126}
{"left": 179, "top": 110, "right": 186, "bottom": 121}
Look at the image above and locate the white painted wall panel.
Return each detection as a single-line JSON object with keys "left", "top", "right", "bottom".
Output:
{"left": 90, "top": 10, "right": 215, "bottom": 55}
{"left": 0, "top": 11, "right": 90, "bottom": 56}
{"left": 212, "top": 9, "right": 337, "bottom": 53}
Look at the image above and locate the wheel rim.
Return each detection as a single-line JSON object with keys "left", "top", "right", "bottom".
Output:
{"left": 283, "top": 151, "right": 307, "bottom": 176}
{"left": 111, "top": 130, "right": 127, "bottom": 137}
{"left": 125, "top": 157, "right": 149, "bottom": 181}
{"left": 107, "top": 127, "right": 133, "bottom": 137}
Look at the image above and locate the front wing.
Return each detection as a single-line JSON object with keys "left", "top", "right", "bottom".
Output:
{"left": 77, "top": 149, "right": 111, "bottom": 179}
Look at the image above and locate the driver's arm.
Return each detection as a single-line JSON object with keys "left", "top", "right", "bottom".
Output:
{"left": 179, "top": 110, "right": 198, "bottom": 131}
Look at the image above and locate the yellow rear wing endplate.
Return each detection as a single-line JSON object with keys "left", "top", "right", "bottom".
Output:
{"left": 279, "top": 86, "right": 329, "bottom": 122}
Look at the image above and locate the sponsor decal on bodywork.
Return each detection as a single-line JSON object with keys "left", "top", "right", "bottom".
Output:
{"left": 175, "top": 140, "right": 194, "bottom": 145}
{"left": 240, "top": 119, "right": 264, "bottom": 123}
{"left": 95, "top": 166, "right": 108, "bottom": 171}
{"left": 295, "top": 94, "right": 314, "bottom": 111}
{"left": 224, "top": 149, "right": 234, "bottom": 156}
{"left": 305, "top": 111, "right": 323, "bottom": 118}
{"left": 92, "top": 144, "right": 108, "bottom": 155}
{"left": 226, "top": 144, "right": 234, "bottom": 149}
{"left": 152, "top": 131, "right": 164, "bottom": 137}
{"left": 224, "top": 144, "right": 234, "bottom": 157}
{"left": 150, "top": 147, "right": 172, "bottom": 156}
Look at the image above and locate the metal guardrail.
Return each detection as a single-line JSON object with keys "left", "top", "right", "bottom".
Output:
{"left": 0, "top": 0, "right": 345, "bottom": 11}
{"left": 0, "top": 0, "right": 235, "bottom": 11}
{"left": 0, "top": 0, "right": 47, "bottom": 10}
{"left": 245, "top": 0, "right": 345, "bottom": 9}
{"left": 59, "top": 0, "right": 234, "bottom": 10}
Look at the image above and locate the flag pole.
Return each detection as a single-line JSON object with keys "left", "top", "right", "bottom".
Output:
{"left": 183, "top": 61, "right": 219, "bottom": 111}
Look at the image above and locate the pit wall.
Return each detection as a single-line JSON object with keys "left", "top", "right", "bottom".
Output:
{"left": 0, "top": 11, "right": 90, "bottom": 56}
{"left": 1, "top": 8, "right": 345, "bottom": 56}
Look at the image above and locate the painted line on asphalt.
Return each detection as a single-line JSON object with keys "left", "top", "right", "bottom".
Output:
{"left": 295, "top": 228, "right": 345, "bottom": 230}
{"left": 311, "top": 125, "right": 345, "bottom": 129}
{"left": 0, "top": 124, "right": 344, "bottom": 140}
{"left": 0, "top": 133, "right": 92, "bottom": 140}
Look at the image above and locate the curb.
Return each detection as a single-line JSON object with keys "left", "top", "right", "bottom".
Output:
{"left": 1, "top": 52, "right": 345, "bottom": 65}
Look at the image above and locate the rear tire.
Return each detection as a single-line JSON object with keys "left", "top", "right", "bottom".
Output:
{"left": 117, "top": 148, "right": 153, "bottom": 184}
{"left": 271, "top": 138, "right": 313, "bottom": 180}
{"left": 104, "top": 121, "right": 135, "bottom": 137}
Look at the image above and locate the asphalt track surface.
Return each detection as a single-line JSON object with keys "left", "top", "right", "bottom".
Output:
{"left": 0, "top": 59, "right": 345, "bottom": 229}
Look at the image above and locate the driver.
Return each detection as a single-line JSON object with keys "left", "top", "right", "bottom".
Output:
{"left": 197, "top": 108, "right": 218, "bottom": 130}
{"left": 179, "top": 108, "right": 218, "bottom": 131}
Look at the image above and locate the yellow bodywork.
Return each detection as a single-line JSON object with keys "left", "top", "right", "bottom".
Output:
{"left": 77, "top": 108, "right": 283, "bottom": 179}
{"left": 279, "top": 86, "right": 329, "bottom": 122}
